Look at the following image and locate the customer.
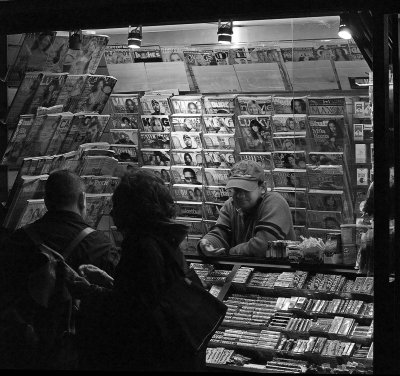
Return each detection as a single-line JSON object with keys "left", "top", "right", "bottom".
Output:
{"left": 78, "top": 170, "right": 206, "bottom": 371}
{"left": 198, "top": 160, "right": 296, "bottom": 257}
{"left": 2, "top": 169, "right": 120, "bottom": 276}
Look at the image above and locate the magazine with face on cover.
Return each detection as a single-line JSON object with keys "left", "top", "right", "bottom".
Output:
{"left": 307, "top": 210, "right": 343, "bottom": 230}
{"left": 307, "top": 116, "right": 346, "bottom": 153}
{"left": 170, "top": 166, "right": 204, "bottom": 186}
{"left": 140, "top": 132, "right": 170, "bottom": 149}
{"left": 170, "top": 115, "right": 203, "bottom": 132}
{"left": 141, "top": 165, "right": 172, "bottom": 185}
{"left": 271, "top": 114, "right": 307, "bottom": 134}
{"left": 202, "top": 94, "right": 238, "bottom": 114}
{"left": 172, "top": 184, "right": 204, "bottom": 202}
{"left": 202, "top": 133, "right": 235, "bottom": 150}
{"left": 204, "top": 186, "right": 230, "bottom": 204}
{"left": 171, "top": 132, "right": 202, "bottom": 150}
{"left": 236, "top": 95, "right": 274, "bottom": 115}
{"left": 307, "top": 189, "right": 344, "bottom": 212}
{"left": 171, "top": 150, "right": 202, "bottom": 167}
{"left": 170, "top": 95, "right": 203, "bottom": 115}
{"left": 140, "top": 94, "right": 172, "bottom": 115}
{"left": 110, "top": 113, "right": 140, "bottom": 129}
{"left": 140, "top": 149, "right": 170, "bottom": 166}
{"left": 110, "top": 128, "right": 139, "bottom": 145}
{"left": 45, "top": 113, "right": 74, "bottom": 156}
{"left": 202, "top": 115, "right": 235, "bottom": 134}
{"left": 273, "top": 96, "right": 308, "bottom": 115}
{"left": 272, "top": 134, "right": 307, "bottom": 152}
{"left": 237, "top": 115, "right": 273, "bottom": 152}
{"left": 140, "top": 114, "right": 171, "bottom": 132}
{"left": 203, "top": 151, "right": 236, "bottom": 168}
{"left": 109, "top": 93, "right": 140, "bottom": 114}
{"left": 238, "top": 152, "right": 273, "bottom": 170}
{"left": 272, "top": 151, "right": 307, "bottom": 170}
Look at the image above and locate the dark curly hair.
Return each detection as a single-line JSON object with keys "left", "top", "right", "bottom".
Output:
{"left": 112, "top": 170, "right": 176, "bottom": 233}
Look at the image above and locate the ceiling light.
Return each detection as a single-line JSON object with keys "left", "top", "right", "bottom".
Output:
{"left": 338, "top": 16, "right": 352, "bottom": 39}
{"left": 217, "top": 20, "right": 233, "bottom": 44}
{"left": 128, "top": 25, "right": 142, "bottom": 48}
{"left": 69, "top": 30, "right": 82, "bottom": 50}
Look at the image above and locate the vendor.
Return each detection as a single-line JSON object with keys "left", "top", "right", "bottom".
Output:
{"left": 198, "top": 160, "right": 296, "bottom": 257}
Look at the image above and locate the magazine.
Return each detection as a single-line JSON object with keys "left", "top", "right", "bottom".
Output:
{"left": 104, "top": 44, "right": 134, "bottom": 65}
{"left": 140, "top": 132, "right": 170, "bottom": 149}
{"left": 272, "top": 168, "right": 308, "bottom": 189}
{"left": 308, "top": 96, "right": 346, "bottom": 116}
{"left": 171, "top": 132, "right": 202, "bottom": 150}
{"left": 247, "top": 47, "right": 280, "bottom": 64}
{"left": 271, "top": 114, "right": 307, "bottom": 134}
{"left": 272, "top": 135, "right": 307, "bottom": 151}
{"left": 307, "top": 210, "right": 343, "bottom": 230}
{"left": 236, "top": 95, "right": 274, "bottom": 115}
{"left": 353, "top": 124, "right": 364, "bottom": 141}
{"left": 204, "top": 168, "right": 231, "bottom": 186}
{"left": 272, "top": 96, "right": 308, "bottom": 114}
{"left": 85, "top": 193, "right": 112, "bottom": 229}
{"left": 170, "top": 95, "right": 203, "bottom": 115}
{"left": 203, "top": 202, "right": 224, "bottom": 221}
{"left": 203, "top": 151, "right": 236, "bottom": 168}
{"left": 237, "top": 115, "right": 273, "bottom": 152}
{"left": 171, "top": 184, "right": 203, "bottom": 202}
{"left": 140, "top": 149, "right": 170, "bottom": 166}
{"left": 36, "top": 104, "right": 64, "bottom": 116}
{"left": 307, "top": 189, "right": 344, "bottom": 212}
{"left": 273, "top": 187, "right": 309, "bottom": 208}
{"left": 280, "top": 46, "right": 316, "bottom": 62}
{"left": 291, "top": 208, "right": 307, "bottom": 226}
{"left": 140, "top": 94, "right": 172, "bottom": 115}
{"left": 15, "top": 198, "right": 47, "bottom": 229}
{"left": 55, "top": 74, "right": 89, "bottom": 112}
{"left": 81, "top": 175, "right": 120, "bottom": 194}
{"left": 141, "top": 166, "right": 172, "bottom": 185}
{"left": 109, "top": 93, "right": 140, "bottom": 114}
{"left": 307, "top": 116, "right": 346, "bottom": 152}
{"left": 306, "top": 165, "right": 344, "bottom": 190}
{"left": 272, "top": 151, "right": 307, "bottom": 169}
{"left": 213, "top": 48, "right": 249, "bottom": 65}
{"left": 161, "top": 47, "right": 186, "bottom": 63}
{"left": 109, "top": 144, "right": 139, "bottom": 163}
{"left": 175, "top": 219, "right": 203, "bottom": 236}
{"left": 79, "top": 156, "right": 119, "bottom": 176}
{"left": 75, "top": 75, "right": 117, "bottom": 114}
{"left": 140, "top": 115, "right": 171, "bottom": 132}
{"left": 170, "top": 115, "right": 203, "bottom": 132}
{"left": 183, "top": 50, "right": 217, "bottom": 67}
{"left": 110, "top": 113, "right": 140, "bottom": 129}
{"left": 109, "top": 128, "right": 139, "bottom": 145}
{"left": 204, "top": 186, "right": 230, "bottom": 204}
{"left": 131, "top": 45, "right": 163, "bottom": 63}
{"left": 43, "top": 113, "right": 74, "bottom": 156}
{"left": 202, "top": 95, "right": 237, "bottom": 114}
{"left": 308, "top": 152, "right": 344, "bottom": 166}
{"left": 170, "top": 166, "right": 203, "bottom": 185}
{"left": 202, "top": 115, "right": 235, "bottom": 134}
{"left": 174, "top": 201, "right": 203, "bottom": 220}
{"left": 170, "top": 150, "right": 203, "bottom": 166}
{"left": 202, "top": 134, "right": 235, "bottom": 150}
{"left": 238, "top": 152, "right": 273, "bottom": 170}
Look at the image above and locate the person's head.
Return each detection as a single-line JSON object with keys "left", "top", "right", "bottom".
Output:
{"left": 247, "top": 100, "right": 260, "bottom": 115}
{"left": 226, "top": 160, "right": 266, "bottom": 212}
{"left": 249, "top": 119, "right": 262, "bottom": 136}
{"left": 228, "top": 154, "right": 235, "bottom": 164}
{"left": 151, "top": 99, "right": 160, "bottom": 112}
{"left": 188, "top": 102, "right": 198, "bottom": 114}
{"left": 324, "top": 195, "right": 336, "bottom": 208}
{"left": 86, "top": 122, "right": 99, "bottom": 141}
{"left": 187, "top": 189, "right": 195, "bottom": 200}
{"left": 284, "top": 154, "right": 296, "bottom": 166}
{"left": 44, "top": 170, "right": 86, "bottom": 217}
{"left": 151, "top": 118, "right": 164, "bottom": 132}
{"left": 33, "top": 32, "right": 53, "bottom": 51}
{"left": 184, "top": 152, "right": 193, "bottom": 165}
{"left": 334, "top": 47, "right": 348, "bottom": 60}
{"left": 194, "top": 187, "right": 202, "bottom": 200}
{"left": 286, "top": 117, "right": 295, "bottom": 130}
{"left": 328, "top": 119, "right": 338, "bottom": 133}
{"left": 125, "top": 99, "right": 136, "bottom": 112}
{"left": 283, "top": 138, "right": 295, "bottom": 150}
{"left": 93, "top": 78, "right": 105, "bottom": 92}
{"left": 170, "top": 52, "right": 182, "bottom": 62}
{"left": 121, "top": 116, "right": 130, "bottom": 126}
{"left": 183, "top": 168, "right": 196, "bottom": 183}
{"left": 112, "top": 170, "right": 176, "bottom": 234}
{"left": 183, "top": 134, "right": 193, "bottom": 148}
{"left": 291, "top": 99, "right": 306, "bottom": 114}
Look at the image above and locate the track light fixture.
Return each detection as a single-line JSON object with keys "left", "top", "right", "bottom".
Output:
{"left": 69, "top": 30, "right": 82, "bottom": 50}
{"left": 338, "top": 16, "right": 352, "bottom": 40}
{"left": 217, "top": 20, "right": 233, "bottom": 44}
{"left": 128, "top": 25, "right": 142, "bottom": 48}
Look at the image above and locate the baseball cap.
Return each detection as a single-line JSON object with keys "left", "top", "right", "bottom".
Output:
{"left": 226, "top": 160, "right": 265, "bottom": 191}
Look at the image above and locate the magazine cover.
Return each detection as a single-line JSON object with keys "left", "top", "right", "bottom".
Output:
{"left": 81, "top": 175, "right": 117, "bottom": 194}
{"left": 213, "top": 48, "right": 249, "bottom": 65}
{"left": 308, "top": 152, "right": 344, "bottom": 166}
{"left": 174, "top": 201, "right": 203, "bottom": 219}
{"left": 307, "top": 210, "right": 343, "bottom": 230}
{"left": 291, "top": 208, "right": 307, "bottom": 226}
{"left": 15, "top": 198, "right": 47, "bottom": 229}
{"left": 109, "top": 144, "right": 139, "bottom": 163}
{"left": 109, "top": 93, "right": 140, "bottom": 114}
{"left": 281, "top": 46, "right": 317, "bottom": 62}
{"left": 237, "top": 115, "right": 273, "bottom": 152}
{"left": 170, "top": 166, "right": 203, "bottom": 185}
{"left": 273, "top": 187, "right": 309, "bottom": 208}
{"left": 172, "top": 184, "right": 203, "bottom": 202}
{"left": 104, "top": 44, "right": 134, "bottom": 64}
{"left": 161, "top": 47, "right": 186, "bottom": 63}
{"left": 75, "top": 75, "right": 117, "bottom": 114}
{"left": 140, "top": 132, "right": 170, "bottom": 149}
{"left": 170, "top": 115, "right": 203, "bottom": 132}
{"left": 272, "top": 135, "right": 307, "bottom": 151}
{"left": 176, "top": 219, "right": 203, "bottom": 236}
{"left": 272, "top": 96, "right": 308, "bottom": 114}
{"left": 55, "top": 74, "right": 89, "bottom": 112}
{"left": 140, "top": 115, "right": 171, "bottom": 132}
{"left": 307, "top": 189, "right": 344, "bottom": 212}
{"left": 138, "top": 149, "right": 169, "bottom": 166}
{"left": 140, "top": 166, "right": 172, "bottom": 185}
{"left": 79, "top": 156, "right": 119, "bottom": 176}
{"left": 203, "top": 95, "right": 237, "bottom": 114}
{"left": 202, "top": 115, "right": 235, "bottom": 133}
{"left": 15, "top": 115, "right": 46, "bottom": 161}
{"left": 202, "top": 134, "right": 236, "bottom": 150}
{"left": 236, "top": 95, "right": 274, "bottom": 115}
{"left": 204, "top": 186, "right": 230, "bottom": 204}
{"left": 239, "top": 152, "right": 273, "bottom": 170}
{"left": 247, "top": 47, "right": 280, "bottom": 63}
{"left": 140, "top": 94, "right": 172, "bottom": 115}
{"left": 204, "top": 168, "right": 231, "bottom": 186}
{"left": 171, "top": 132, "right": 202, "bottom": 150}
{"left": 109, "top": 129, "right": 139, "bottom": 145}
{"left": 170, "top": 95, "right": 203, "bottom": 115}
{"left": 6, "top": 72, "right": 45, "bottom": 126}
{"left": 272, "top": 168, "right": 308, "bottom": 189}
{"left": 204, "top": 202, "right": 224, "bottom": 221}
{"left": 203, "top": 151, "right": 236, "bottom": 168}
{"left": 131, "top": 45, "right": 163, "bottom": 63}
{"left": 272, "top": 151, "right": 307, "bottom": 169}
{"left": 307, "top": 165, "right": 344, "bottom": 190}
{"left": 28, "top": 72, "right": 68, "bottom": 114}
{"left": 271, "top": 114, "right": 307, "bottom": 134}
{"left": 171, "top": 150, "right": 203, "bottom": 166}
{"left": 85, "top": 193, "right": 112, "bottom": 229}
{"left": 183, "top": 50, "right": 217, "bottom": 67}
{"left": 353, "top": 124, "right": 364, "bottom": 141}
{"left": 110, "top": 113, "right": 140, "bottom": 129}
{"left": 307, "top": 116, "right": 346, "bottom": 152}
{"left": 308, "top": 97, "right": 346, "bottom": 116}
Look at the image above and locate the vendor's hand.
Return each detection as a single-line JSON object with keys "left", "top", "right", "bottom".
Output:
{"left": 78, "top": 264, "right": 114, "bottom": 288}
{"left": 199, "top": 239, "right": 226, "bottom": 257}
{"left": 229, "top": 246, "right": 243, "bottom": 256}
